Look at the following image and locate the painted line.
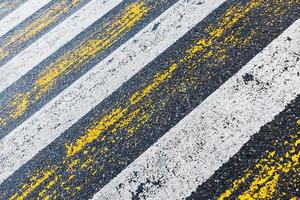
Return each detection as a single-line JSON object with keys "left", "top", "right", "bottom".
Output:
{"left": 0, "top": 0, "right": 28, "bottom": 20}
{"left": 1, "top": 0, "right": 298, "bottom": 199}
{"left": 218, "top": 116, "right": 300, "bottom": 199}
{"left": 0, "top": 0, "right": 52, "bottom": 37}
{"left": 95, "top": 18, "right": 300, "bottom": 200}
{"left": 0, "top": 0, "right": 122, "bottom": 93}
{"left": 0, "top": 0, "right": 223, "bottom": 188}
{"left": 0, "top": 0, "right": 93, "bottom": 65}
{"left": 0, "top": 0, "right": 178, "bottom": 139}
{"left": 190, "top": 97, "right": 300, "bottom": 200}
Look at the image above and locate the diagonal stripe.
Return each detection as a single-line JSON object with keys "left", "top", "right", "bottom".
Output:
{"left": 189, "top": 97, "right": 300, "bottom": 199}
{"left": 1, "top": 0, "right": 299, "bottom": 199}
{"left": 0, "top": 0, "right": 178, "bottom": 139}
{"left": 0, "top": 0, "right": 122, "bottom": 93}
{"left": 0, "top": 0, "right": 28, "bottom": 20}
{"left": 0, "top": 0, "right": 219, "bottom": 188}
{"left": 95, "top": 19, "right": 300, "bottom": 199}
{"left": 0, "top": 0, "right": 93, "bottom": 66}
{"left": 0, "top": 0, "right": 52, "bottom": 37}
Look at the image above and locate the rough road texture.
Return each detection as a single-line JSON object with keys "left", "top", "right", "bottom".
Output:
{"left": 0, "top": 0, "right": 299, "bottom": 199}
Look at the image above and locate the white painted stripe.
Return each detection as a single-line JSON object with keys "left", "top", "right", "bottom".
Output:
{"left": 0, "top": 0, "right": 52, "bottom": 37}
{"left": 0, "top": 0, "right": 225, "bottom": 185}
{"left": 93, "top": 19, "right": 300, "bottom": 200}
{"left": 0, "top": 0, "right": 122, "bottom": 93}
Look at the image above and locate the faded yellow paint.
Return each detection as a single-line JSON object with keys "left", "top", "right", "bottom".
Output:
{"left": 1, "top": 1, "right": 150, "bottom": 131}
{"left": 9, "top": 92, "right": 30, "bottom": 120}
{"left": 38, "top": 175, "right": 61, "bottom": 199}
{"left": 8, "top": 0, "right": 298, "bottom": 198}
{"left": 34, "top": 1, "right": 149, "bottom": 100}
{"left": 67, "top": 158, "right": 80, "bottom": 171}
{"left": 218, "top": 169, "right": 253, "bottom": 200}
{"left": 65, "top": 108, "right": 128, "bottom": 157}
{"left": 111, "top": 108, "right": 141, "bottom": 134}
{"left": 126, "top": 110, "right": 150, "bottom": 136}
{"left": 0, "top": 118, "right": 7, "bottom": 126}
{"left": 80, "top": 157, "right": 94, "bottom": 170}
{"left": 6, "top": 3, "right": 154, "bottom": 197}
{"left": 0, "top": 0, "right": 82, "bottom": 60}
{"left": 129, "top": 63, "right": 177, "bottom": 105}
{"left": 66, "top": 63, "right": 177, "bottom": 157}
{"left": 218, "top": 119, "right": 300, "bottom": 200}
{"left": 2, "top": 0, "right": 270, "bottom": 128}
{"left": 0, "top": 48, "right": 8, "bottom": 60}
{"left": 182, "top": 0, "right": 264, "bottom": 63}
{"left": 9, "top": 169, "right": 55, "bottom": 200}
{"left": 238, "top": 139, "right": 299, "bottom": 199}
{"left": 8, "top": 56, "right": 177, "bottom": 199}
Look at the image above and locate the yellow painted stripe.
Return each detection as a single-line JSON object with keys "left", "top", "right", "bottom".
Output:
{"left": 0, "top": 0, "right": 151, "bottom": 129}
{"left": 8, "top": 0, "right": 298, "bottom": 198}
{"left": 65, "top": 0, "right": 274, "bottom": 159}
{"left": 34, "top": 1, "right": 149, "bottom": 100}
{"left": 218, "top": 119, "right": 300, "bottom": 200}
{"left": 0, "top": 0, "right": 84, "bottom": 60}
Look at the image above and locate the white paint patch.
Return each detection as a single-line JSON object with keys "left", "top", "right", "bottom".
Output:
{"left": 93, "top": 19, "right": 300, "bottom": 200}
{"left": 0, "top": 0, "right": 52, "bottom": 37}
{"left": 0, "top": 0, "right": 122, "bottom": 93}
{"left": 0, "top": 0, "right": 226, "bottom": 184}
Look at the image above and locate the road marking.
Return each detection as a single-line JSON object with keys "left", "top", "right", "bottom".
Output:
{"left": 0, "top": 0, "right": 103, "bottom": 65}
{"left": 1, "top": 0, "right": 298, "bottom": 199}
{"left": 95, "top": 18, "right": 300, "bottom": 200}
{"left": 0, "top": 0, "right": 122, "bottom": 93}
{"left": 219, "top": 124, "right": 299, "bottom": 200}
{"left": 0, "top": 0, "right": 28, "bottom": 20}
{"left": 0, "top": 0, "right": 178, "bottom": 138}
{"left": 0, "top": 0, "right": 52, "bottom": 37}
{"left": 192, "top": 97, "right": 300, "bottom": 200}
{"left": 0, "top": 0, "right": 223, "bottom": 187}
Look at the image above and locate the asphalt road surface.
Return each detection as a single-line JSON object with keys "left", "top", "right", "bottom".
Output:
{"left": 0, "top": 0, "right": 299, "bottom": 199}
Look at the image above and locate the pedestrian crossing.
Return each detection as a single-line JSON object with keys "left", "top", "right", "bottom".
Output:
{"left": 0, "top": 0, "right": 121, "bottom": 93}
{"left": 0, "top": 0, "right": 219, "bottom": 185}
{"left": 0, "top": 0, "right": 299, "bottom": 199}
{"left": 189, "top": 96, "right": 300, "bottom": 199}
{"left": 95, "top": 19, "right": 300, "bottom": 199}
{"left": 0, "top": 0, "right": 52, "bottom": 37}
{"left": 0, "top": 0, "right": 92, "bottom": 65}
{"left": 0, "top": 0, "right": 177, "bottom": 138}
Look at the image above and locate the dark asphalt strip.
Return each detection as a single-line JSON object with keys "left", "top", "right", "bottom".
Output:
{"left": 187, "top": 94, "right": 300, "bottom": 200}
{"left": 1, "top": 0, "right": 299, "bottom": 199}
{"left": 0, "top": 0, "right": 92, "bottom": 66}
{"left": 0, "top": 0, "right": 178, "bottom": 139}
{"left": 0, "top": 0, "right": 28, "bottom": 20}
